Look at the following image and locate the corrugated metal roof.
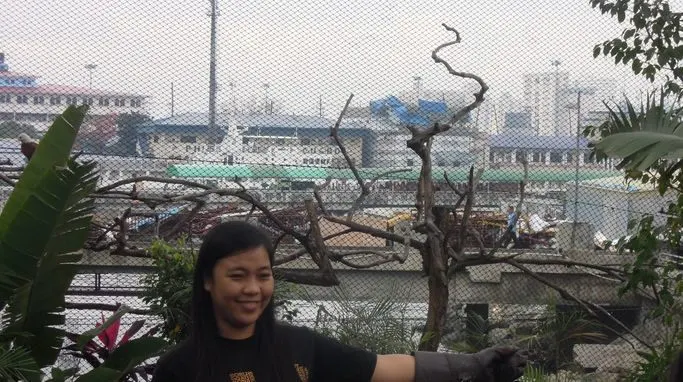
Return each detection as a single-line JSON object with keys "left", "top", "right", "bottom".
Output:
{"left": 139, "top": 113, "right": 364, "bottom": 131}
{"left": 236, "top": 114, "right": 362, "bottom": 130}
{"left": 489, "top": 133, "right": 590, "bottom": 150}
{"left": 167, "top": 164, "right": 620, "bottom": 183}
{"left": 139, "top": 112, "right": 231, "bottom": 128}
{"left": 0, "top": 84, "right": 145, "bottom": 98}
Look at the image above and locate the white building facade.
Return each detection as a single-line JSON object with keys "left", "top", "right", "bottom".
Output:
{"left": 0, "top": 53, "right": 147, "bottom": 133}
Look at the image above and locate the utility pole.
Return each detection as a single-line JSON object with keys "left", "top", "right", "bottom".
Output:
{"left": 568, "top": 86, "right": 595, "bottom": 249}
{"left": 208, "top": 0, "right": 218, "bottom": 139}
{"left": 85, "top": 64, "right": 97, "bottom": 89}
{"left": 263, "top": 83, "right": 270, "bottom": 114}
{"left": 170, "top": 82, "right": 175, "bottom": 117}
{"left": 551, "top": 60, "right": 562, "bottom": 136}
{"left": 413, "top": 76, "right": 422, "bottom": 101}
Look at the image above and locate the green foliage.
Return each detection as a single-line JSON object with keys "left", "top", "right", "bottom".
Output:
{"left": 112, "top": 112, "right": 152, "bottom": 156}
{"left": 141, "top": 238, "right": 196, "bottom": 344}
{"left": 0, "top": 121, "right": 38, "bottom": 139}
{"left": 312, "top": 285, "right": 423, "bottom": 354}
{"left": 590, "top": 0, "right": 682, "bottom": 96}
{"left": 0, "top": 105, "right": 166, "bottom": 380}
{"left": 0, "top": 346, "right": 40, "bottom": 381}
{"left": 584, "top": 91, "right": 683, "bottom": 172}
{"left": 587, "top": 1, "right": 683, "bottom": 378}
{"left": 0, "top": 105, "right": 95, "bottom": 374}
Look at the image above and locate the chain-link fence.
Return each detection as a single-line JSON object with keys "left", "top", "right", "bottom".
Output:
{"left": 1, "top": 0, "right": 680, "bottom": 380}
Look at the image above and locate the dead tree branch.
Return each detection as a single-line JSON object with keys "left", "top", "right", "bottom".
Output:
{"left": 503, "top": 257, "right": 654, "bottom": 352}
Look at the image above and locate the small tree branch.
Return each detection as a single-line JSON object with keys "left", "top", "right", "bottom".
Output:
{"left": 324, "top": 214, "right": 424, "bottom": 249}
{"left": 303, "top": 199, "right": 339, "bottom": 283}
{"left": 346, "top": 169, "right": 411, "bottom": 220}
{"left": 0, "top": 172, "right": 16, "bottom": 187}
{"left": 329, "top": 94, "right": 363, "bottom": 194}
{"left": 162, "top": 201, "right": 206, "bottom": 241}
{"left": 504, "top": 257, "right": 655, "bottom": 352}
{"left": 407, "top": 24, "right": 489, "bottom": 146}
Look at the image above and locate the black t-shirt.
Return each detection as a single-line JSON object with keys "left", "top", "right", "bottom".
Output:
{"left": 151, "top": 324, "right": 378, "bottom": 382}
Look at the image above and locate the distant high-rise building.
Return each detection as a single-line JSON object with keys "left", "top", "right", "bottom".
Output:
{"left": 522, "top": 71, "right": 571, "bottom": 136}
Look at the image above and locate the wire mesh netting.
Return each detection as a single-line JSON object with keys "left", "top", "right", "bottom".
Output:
{"left": 1, "top": 0, "right": 681, "bottom": 380}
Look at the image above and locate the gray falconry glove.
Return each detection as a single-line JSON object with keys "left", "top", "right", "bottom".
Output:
{"left": 413, "top": 346, "right": 527, "bottom": 382}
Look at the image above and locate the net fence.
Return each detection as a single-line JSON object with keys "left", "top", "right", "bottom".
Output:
{"left": 0, "top": 0, "right": 679, "bottom": 379}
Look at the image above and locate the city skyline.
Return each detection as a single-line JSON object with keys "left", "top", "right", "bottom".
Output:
{"left": 0, "top": 0, "right": 663, "bottom": 123}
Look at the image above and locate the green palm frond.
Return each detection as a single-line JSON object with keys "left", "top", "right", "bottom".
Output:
{"left": 589, "top": 90, "right": 683, "bottom": 171}
{"left": 0, "top": 346, "right": 40, "bottom": 382}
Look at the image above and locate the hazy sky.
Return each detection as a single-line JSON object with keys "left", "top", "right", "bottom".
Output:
{"left": 0, "top": 0, "right": 677, "bottom": 119}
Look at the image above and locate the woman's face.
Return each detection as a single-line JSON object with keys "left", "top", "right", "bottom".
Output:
{"left": 204, "top": 245, "right": 274, "bottom": 339}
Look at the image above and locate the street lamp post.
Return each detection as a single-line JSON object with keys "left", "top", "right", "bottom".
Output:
{"left": 263, "top": 83, "right": 270, "bottom": 114}
{"left": 208, "top": 0, "right": 218, "bottom": 140}
{"left": 85, "top": 64, "right": 97, "bottom": 89}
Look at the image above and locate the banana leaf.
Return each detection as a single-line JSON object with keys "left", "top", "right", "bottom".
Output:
{"left": 74, "top": 337, "right": 168, "bottom": 382}
{"left": 0, "top": 105, "right": 99, "bottom": 369}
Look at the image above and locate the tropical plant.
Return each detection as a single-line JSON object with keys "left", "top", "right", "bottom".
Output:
{"left": 590, "top": 0, "right": 682, "bottom": 97}
{"left": 587, "top": 1, "right": 683, "bottom": 378}
{"left": 312, "top": 285, "right": 423, "bottom": 354}
{"left": 141, "top": 238, "right": 195, "bottom": 345}
{"left": 63, "top": 305, "right": 162, "bottom": 381}
{"left": 515, "top": 305, "right": 607, "bottom": 373}
{"left": 0, "top": 105, "right": 167, "bottom": 381}
{"left": 585, "top": 91, "right": 683, "bottom": 173}
{"left": 0, "top": 105, "right": 99, "bottom": 381}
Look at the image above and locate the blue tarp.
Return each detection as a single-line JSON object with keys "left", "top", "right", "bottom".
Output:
{"left": 419, "top": 99, "right": 448, "bottom": 114}
{"left": 369, "top": 95, "right": 431, "bottom": 126}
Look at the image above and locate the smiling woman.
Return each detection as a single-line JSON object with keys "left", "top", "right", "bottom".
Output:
{"left": 150, "top": 221, "right": 527, "bottom": 382}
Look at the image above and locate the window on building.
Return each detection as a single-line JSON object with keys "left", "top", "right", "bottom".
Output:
{"left": 180, "top": 135, "right": 197, "bottom": 143}
{"left": 115, "top": 99, "right": 126, "bottom": 107}
{"left": 153, "top": 135, "right": 159, "bottom": 143}
{"left": 49, "top": 96, "right": 61, "bottom": 105}
{"left": 98, "top": 98, "right": 110, "bottom": 106}
{"left": 0, "top": 94, "right": 8, "bottom": 103}
{"left": 82, "top": 98, "right": 93, "bottom": 105}
{"left": 566, "top": 152, "right": 574, "bottom": 163}
{"left": 407, "top": 159, "right": 414, "bottom": 166}
{"left": 515, "top": 151, "right": 527, "bottom": 163}
{"left": 550, "top": 152, "right": 562, "bottom": 163}
{"left": 185, "top": 145, "right": 192, "bottom": 152}
{"left": 33, "top": 96, "right": 44, "bottom": 104}
{"left": 530, "top": 152, "right": 543, "bottom": 162}
{"left": 130, "top": 99, "right": 141, "bottom": 108}
{"left": 16, "top": 95, "right": 28, "bottom": 104}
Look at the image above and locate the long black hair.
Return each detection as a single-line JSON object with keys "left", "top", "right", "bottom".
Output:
{"left": 190, "top": 220, "right": 298, "bottom": 382}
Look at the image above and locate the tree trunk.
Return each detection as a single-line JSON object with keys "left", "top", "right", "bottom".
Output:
{"left": 420, "top": 256, "right": 449, "bottom": 351}
{"left": 419, "top": 207, "right": 451, "bottom": 351}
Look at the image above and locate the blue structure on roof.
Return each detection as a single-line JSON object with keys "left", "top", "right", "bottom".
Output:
{"left": 368, "top": 95, "right": 435, "bottom": 126}
{"left": 418, "top": 99, "right": 448, "bottom": 115}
